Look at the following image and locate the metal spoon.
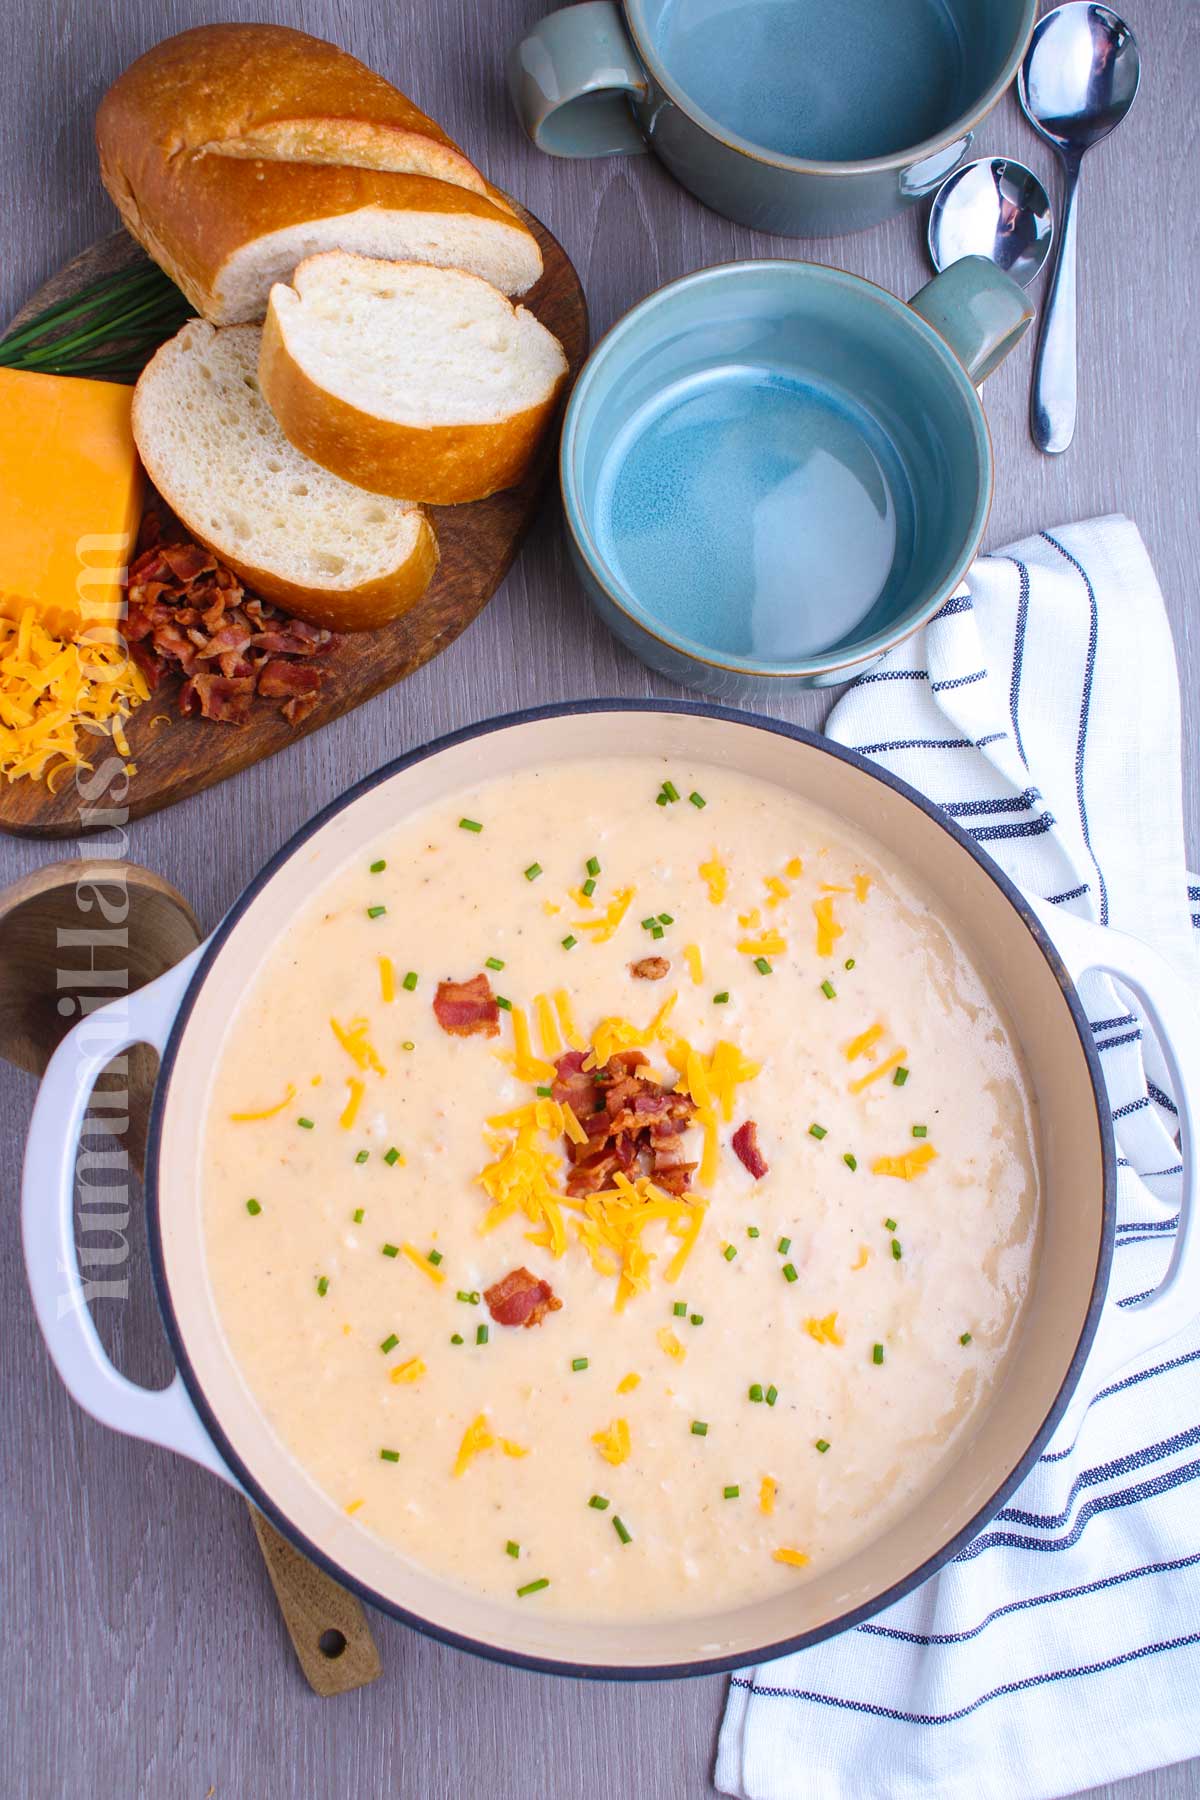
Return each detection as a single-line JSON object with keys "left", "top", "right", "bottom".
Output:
{"left": 928, "top": 157, "right": 1054, "bottom": 289}
{"left": 1018, "top": 3, "right": 1141, "bottom": 453}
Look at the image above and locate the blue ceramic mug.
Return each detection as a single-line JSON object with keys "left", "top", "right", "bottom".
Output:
{"left": 560, "top": 255, "right": 1032, "bottom": 696}
{"left": 508, "top": 0, "right": 1036, "bottom": 237}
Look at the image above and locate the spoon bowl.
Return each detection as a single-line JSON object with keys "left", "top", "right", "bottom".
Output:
{"left": 928, "top": 157, "right": 1053, "bottom": 289}
{"left": 1017, "top": 3, "right": 1141, "bottom": 452}
{"left": 1018, "top": 2, "right": 1141, "bottom": 153}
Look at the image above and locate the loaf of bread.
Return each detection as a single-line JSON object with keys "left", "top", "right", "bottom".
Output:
{"left": 132, "top": 321, "right": 438, "bottom": 631}
{"left": 259, "top": 254, "right": 570, "bottom": 505}
{"left": 97, "top": 24, "right": 542, "bottom": 323}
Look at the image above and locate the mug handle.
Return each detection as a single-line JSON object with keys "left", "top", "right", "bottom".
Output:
{"left": 1027, "top": 897, "right": 1200, "bottom": 1423}
{"left": 907, "top": 253, "right": 1033, "bottom": 384}
{"left": 508, "top": 0, "right": 649, "bottom": 157}
{"left": 20, "top": 947, "right": 238, "bottom": 1488}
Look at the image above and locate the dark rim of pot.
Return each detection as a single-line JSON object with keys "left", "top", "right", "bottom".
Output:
{"left": 144, "top": 699, "right": 1116, "bottom": 1682}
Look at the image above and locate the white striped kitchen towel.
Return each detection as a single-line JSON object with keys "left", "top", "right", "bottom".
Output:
{"left": 716, "top": 515, "right": 1200, "bottom": 1800}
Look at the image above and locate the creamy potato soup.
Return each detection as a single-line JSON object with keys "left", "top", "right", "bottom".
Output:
{"left": 202, "top": 757, "right": 1039, "bottom": 1620}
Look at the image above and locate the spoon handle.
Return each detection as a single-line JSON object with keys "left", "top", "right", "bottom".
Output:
{"left": 1030, "top": 154, "right": 1081, "bottom": 454}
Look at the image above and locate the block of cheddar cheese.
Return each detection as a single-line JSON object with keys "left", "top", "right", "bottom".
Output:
{"left": 0, "top": 368, "right": 143, "bottom": 640}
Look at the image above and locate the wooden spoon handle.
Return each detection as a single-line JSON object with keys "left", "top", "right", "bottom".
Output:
{"left": 250, "top": 1509, "right": 382, "bottom": 1694}
{"left": 0, "top": 857, "right": 382, "bottom": 1694}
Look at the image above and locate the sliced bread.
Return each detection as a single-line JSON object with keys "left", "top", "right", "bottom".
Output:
{"left": 259, "top": 254, "right": 570, "bottom": 505}
{"left": 131, "top": 321, "right": 438, "bottom": 632}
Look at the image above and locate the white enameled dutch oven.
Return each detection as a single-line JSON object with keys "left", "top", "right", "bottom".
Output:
{"left": 22, "top": 704, "right": 1200, "bottom": 1678}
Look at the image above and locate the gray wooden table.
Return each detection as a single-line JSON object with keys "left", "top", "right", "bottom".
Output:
{"left": 3, "top": 2, "right": 1198, "bottom": 1795}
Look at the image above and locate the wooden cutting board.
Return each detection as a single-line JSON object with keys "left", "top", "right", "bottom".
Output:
{"left": 0, "top": 211, "right": 587, "bottom": 839}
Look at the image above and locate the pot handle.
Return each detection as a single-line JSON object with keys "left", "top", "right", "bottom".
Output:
{"left": 21, "top": 946, "right": 237, "bottom": 1488}
{"left": 508, "top": 0, "right": 649, "bottom": 157}
{"left": 1028, "top": 898, "right": 1200, "bottom": 1400}
{"left": 907, "top": 254, "right": 1033, "bottom": 385}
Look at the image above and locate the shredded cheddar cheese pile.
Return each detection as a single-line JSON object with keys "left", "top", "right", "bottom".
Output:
{"left": 477, "top": 998, "right": 764, "bottom": 1309}
{"left": 666, "top": 1033, "right": 762, "bottom": 1187}
{"left": 574, "top": 1172, "right": 706, "bottom": 1308}
{"left": 0, "top": 606, "right": 147, "bottom": 787}
{"left": 478, "top": 1103, "right": 568, "bottom": 1256}
{"left": 474, "top": 993, "right": 766, "bottom": 1303}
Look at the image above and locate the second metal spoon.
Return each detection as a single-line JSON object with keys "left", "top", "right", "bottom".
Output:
{"left": 928, "top": 157, "right": 1054, "bottom": 290}
{"left": 1018, "top": 2, "right": 1141, "bottom": 454}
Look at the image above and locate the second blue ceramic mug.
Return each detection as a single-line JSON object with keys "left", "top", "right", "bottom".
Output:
{"left": 560, "top": 254, "right": 1032, "bottom": 696}
{"left": 509, "top": 0, "right": 1036, "bottom": 237}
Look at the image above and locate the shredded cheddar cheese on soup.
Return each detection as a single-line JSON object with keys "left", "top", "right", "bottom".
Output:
{"left": 330, "top": 1016, "right": 386, "bottom": 1077}
{"left": 805, "top": 1312, "right": 844, "bottom": 1347}
{"left": 229, "top": 1083, "right": 296, "bottom": 1122}
{"left": 501, "top": 1004, "right": 556, "bottom": 1085}
{"left": 534, "top": 991, "right": 563, "bottom": 1059}
{"left": 848, "top": 1047, "right": 909, "bottom": 1094}
{"left": 737, "top": 928, "right": 787, "bottom": 959}
{"left": 813, "top": 894, "right": 845, "bottom": 957}
{"left": 699, "top": 851, "right": 728, "bottom": 904}
{"left": 574, "top": 885, "right": 636, "bottom": 943}
{"left": 401, "top": 1243, "right": 444, "bottom": 1284}
{"left": 554, "top": 988, "right": 584, "bottom": 1050}
{"left": 845, "top": 1022, "right": 885, "bottom": 1063}
{"left": 454, "top": 1414, "right": 494, "bottom": 1476}
{"left": 592, "top": 1418, "right": 632, "bottom": 1466}
{"left": 339, "top": 1077, "right": 365, "bottom": 1131}
{"left": 378, "top": 956, "right": 396, "bottom": 1004}
{"left": 872, "top": 1143, "right": 938, "bottom": 1180}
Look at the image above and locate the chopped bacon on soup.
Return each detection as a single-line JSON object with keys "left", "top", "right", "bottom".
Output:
{"left": 732, "top": 1120, "right": 768, "bottom": 1180}
{"left": 432, "top": 973, "right": 501, "bottom": 1038}
{"left": 484, "top": 1266, "right": 562, "bottom": 1328}
{"left": 554, "top": 1049, "right": 697, "bottom": 1198}
{"left": 629, "top": 956, "right": 670, "bottom": 980}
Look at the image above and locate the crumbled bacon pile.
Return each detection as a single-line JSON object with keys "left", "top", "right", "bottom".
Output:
{"left": 484, "top": 1266, "right": 562, "bottom": 1328}
{"left": 552, "top": 1048, "right": 698, "bottom": 1197}
{"left": 124, "top": 510, "right": 335, "bottom": 726}
{"left": 433, "top": 973, "right": 501, "bottom": 1038}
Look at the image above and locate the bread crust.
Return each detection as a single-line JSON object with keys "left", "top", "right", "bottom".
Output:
{"left": 96, "top": 23, "right": 538, "bottom": 320}
{"left": 191, "top": 513, "right": 439, "bottom": 633}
